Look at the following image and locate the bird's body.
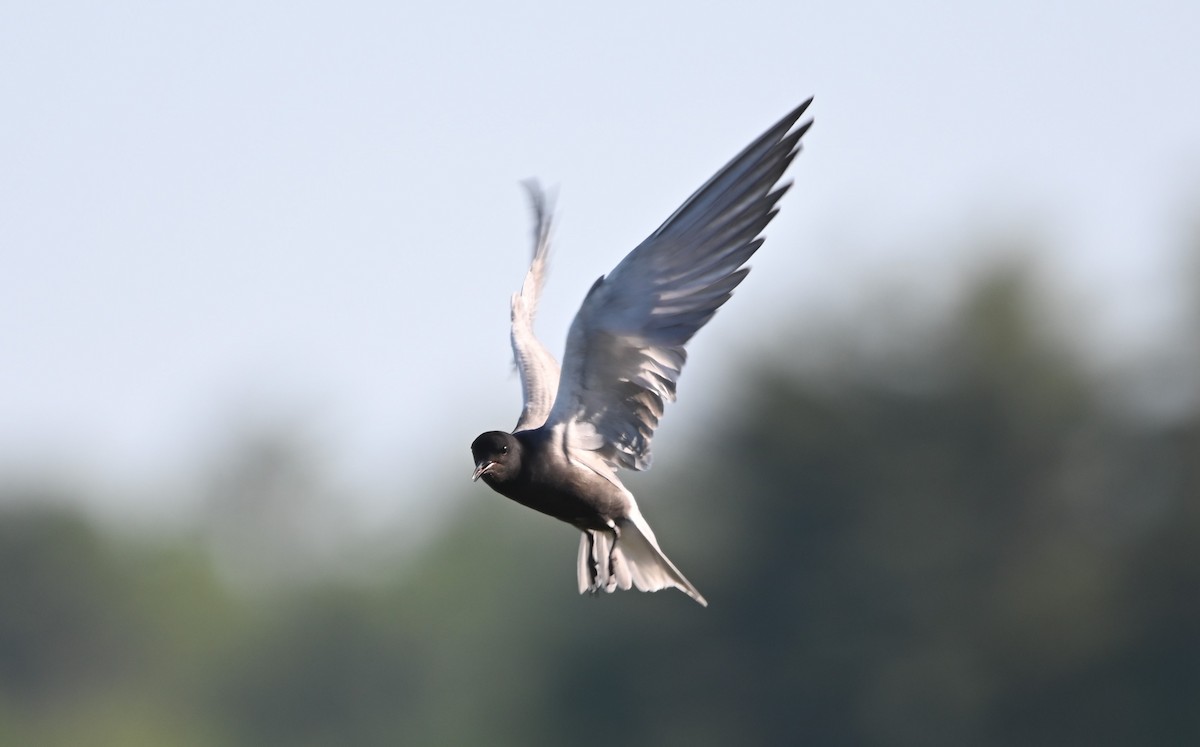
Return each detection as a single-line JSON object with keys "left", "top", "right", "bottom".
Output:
{"left": 471, "top": 100, "right": 814, "bottom": 607}
{"left": 474, "top": 428, "right": 628, "bottom": 532}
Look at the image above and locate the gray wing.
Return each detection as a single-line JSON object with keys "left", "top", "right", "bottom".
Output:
{"left": 511, "top": 181, "right": 562, "bottom": 432}
{"left": 544, "top": 100, "right": 813, "bottom": 470}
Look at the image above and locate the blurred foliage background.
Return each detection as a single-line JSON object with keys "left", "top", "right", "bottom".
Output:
{"left": 3, "top": 235, "right": 1199, "bottom": 746}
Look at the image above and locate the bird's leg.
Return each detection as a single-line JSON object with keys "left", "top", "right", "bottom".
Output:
{"left": 586, "top": 530, "right": 601, "bottom": 594}
{"left": 606, "top": 521, "right": 621, "bottom": 580}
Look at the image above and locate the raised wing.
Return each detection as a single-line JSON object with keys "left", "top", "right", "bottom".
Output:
{"left": 545, "top": 100, "right": 813, "bottom": 470}
{"left": 511, "top": 181, "right": 562, "bottom": 432}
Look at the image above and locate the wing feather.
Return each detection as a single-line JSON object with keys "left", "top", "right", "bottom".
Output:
{"left": 511, "top": 182, "right": 562, "bottom": 432}
{"left": 544, "top": 100, "right": 813, "bottom": 469}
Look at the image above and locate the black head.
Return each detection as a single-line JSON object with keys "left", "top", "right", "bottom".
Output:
{"left": 470, "top": 431, "right": 522, "bottom": 484}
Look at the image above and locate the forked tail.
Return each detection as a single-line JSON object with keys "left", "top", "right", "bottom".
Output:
{"left": 576, "top": 510, "right": 707, "bottom": 607}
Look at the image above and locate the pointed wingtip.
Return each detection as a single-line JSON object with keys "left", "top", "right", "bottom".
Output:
{"left": 521, "top": 179, "right": 555, "bottom": 218}
{"left": 792, "top": 96, "right": 814, "bottom": 120}
{"left": 787, "top": 98, "right": 814, "bottom": 138}
{"left": 520, "top": 178, "right": 548, "bottom": 206}
{"left": 772, "top": 98, "right": 814, "bottom": 145}
{"left": 519, "top": 180, "right": 556, "bottom": 265}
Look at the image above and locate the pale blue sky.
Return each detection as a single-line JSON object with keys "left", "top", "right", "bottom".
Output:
{"left": 3, "top": 1, "right": 1199, "bottom": 520}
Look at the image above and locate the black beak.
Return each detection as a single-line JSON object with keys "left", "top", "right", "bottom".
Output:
{"left": 471, "top": 461, "right": 495, "bottom": 482}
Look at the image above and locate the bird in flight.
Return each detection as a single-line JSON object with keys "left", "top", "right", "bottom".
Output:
{"left": 471, "top": 100, "right": 813, "bottom": 606}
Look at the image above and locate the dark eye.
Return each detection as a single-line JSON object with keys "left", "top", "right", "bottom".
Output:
{"left": 501, "top": 445, "right": 509, "bottom": 454}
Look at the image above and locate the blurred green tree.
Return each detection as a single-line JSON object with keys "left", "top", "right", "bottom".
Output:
{"left": 2, "top": 255, "right": 1197, "bottom": 746}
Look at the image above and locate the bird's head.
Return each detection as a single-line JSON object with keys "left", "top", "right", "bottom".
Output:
{"left": 470, "top": 431, "right": 521, "bottom": 484}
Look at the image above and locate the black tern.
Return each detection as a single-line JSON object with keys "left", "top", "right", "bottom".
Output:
{"left": 471, "top": 100, "right": 813, "bottom": 606}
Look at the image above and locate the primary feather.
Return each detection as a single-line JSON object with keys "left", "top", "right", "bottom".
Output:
{"left": 544, "top": 99, "right": 813, "bottom": 471}
{"left": 510, "top": 182, "right": 561, "bottom": 433}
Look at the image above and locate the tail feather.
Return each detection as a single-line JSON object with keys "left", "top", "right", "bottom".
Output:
{"left": 576, "top": 510, "right": 707, "bottom": 607}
